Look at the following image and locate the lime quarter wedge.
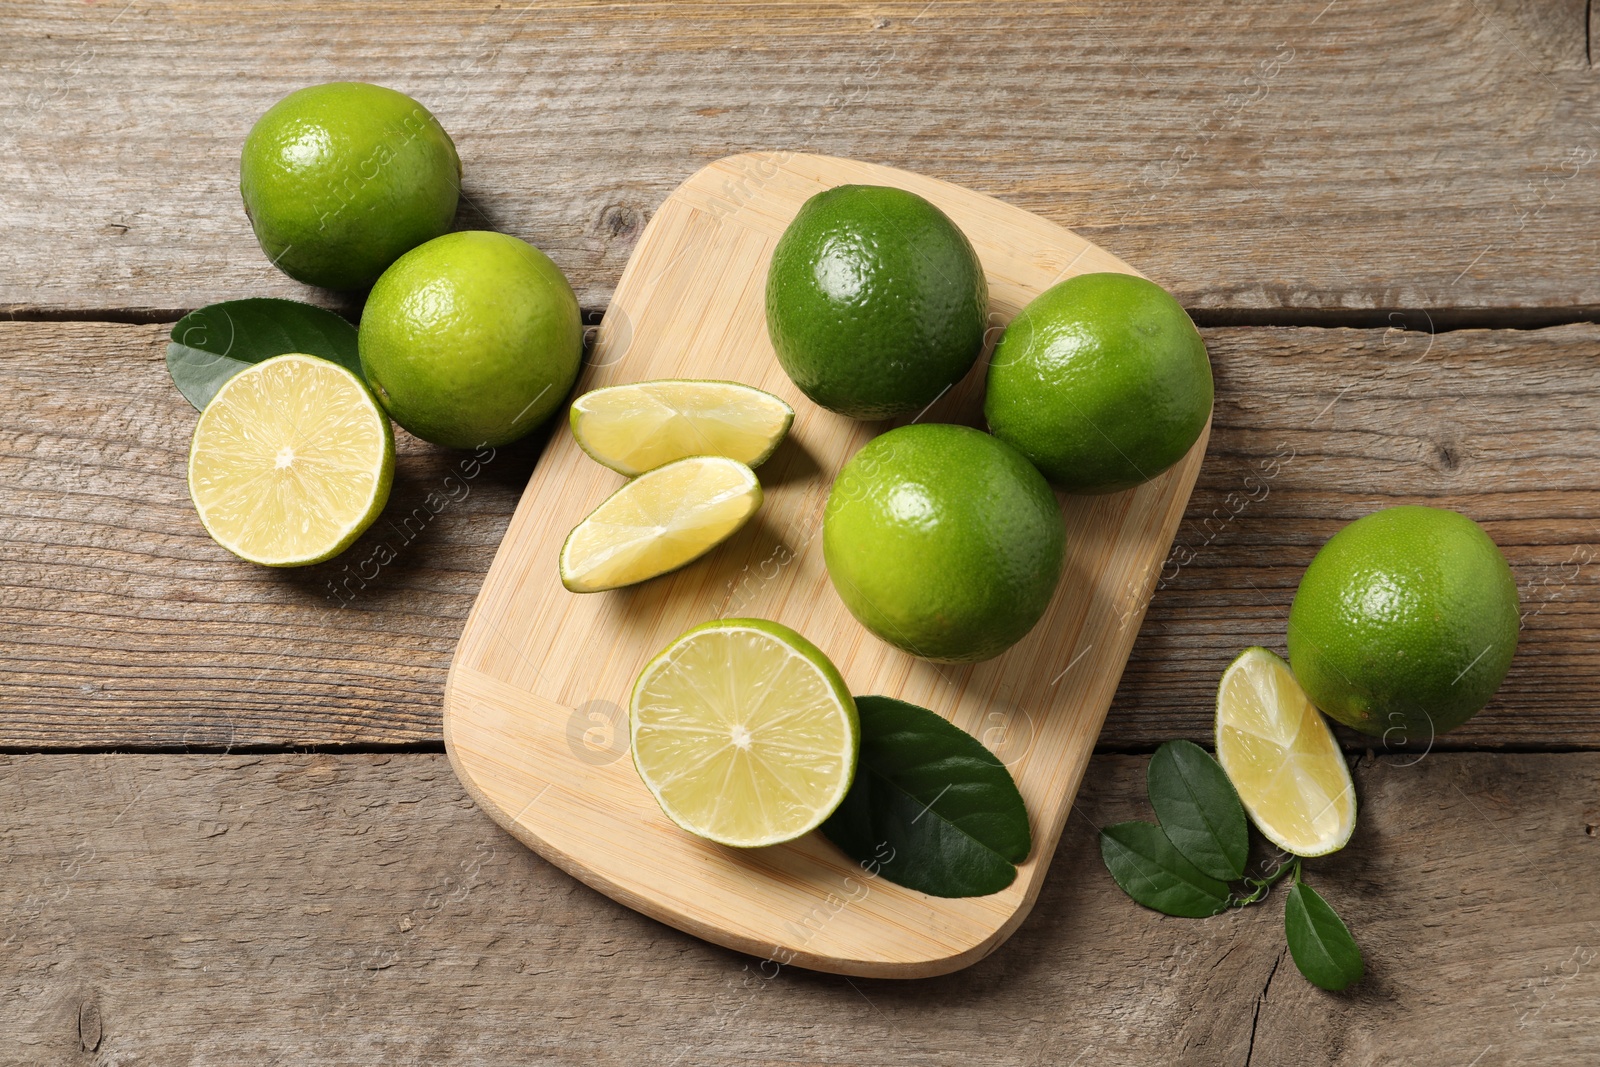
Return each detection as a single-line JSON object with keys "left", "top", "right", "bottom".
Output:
{"left": 559, "top": 455, "right": 761, "bottom": 592}
{"left": 1215, "top": 647, "right": 1357, "bottom": 857}
{"left": 187, "top": 353, "right": 394, "bottom": 566}
{"left": 570, "top": 379, "right": 794, "bottom": 476}
{"left": 631, "top": 618, "right": 859, "bottom": 848}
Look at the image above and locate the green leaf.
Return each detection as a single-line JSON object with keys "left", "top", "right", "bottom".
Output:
{"left": 1099, "top": 821, "right": 1232, "bottom": 918}
{"left": 1147, "top": 739, "right": 1249, "bottom": 881}
{"left": 820, "top": 695, "right": 1031, "bottom": 898}
{"left": 166, "top": 299, "right": 361, "bottom": 410}
{"left": 1285, "top": 881, "right": 1364, "bottom": 991}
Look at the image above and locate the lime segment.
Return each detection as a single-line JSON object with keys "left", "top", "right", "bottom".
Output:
{"left": 631, "top": 619, "right": 859, "bottom": 848}
{"left": 570, "top": 379, "right": 794, "bottom": 476}
{"left": 1215, "top": 647, "right": 1357, "bottom": 858}
{"left": 187, "top": 353, "right": 394, "bottom": 567}
{"left": 559, "top": 456, "right": 761, "bottom": 592}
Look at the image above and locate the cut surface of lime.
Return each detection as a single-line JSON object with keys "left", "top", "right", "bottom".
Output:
{"left": 560, "top": 456, "right": 761, "bottom": 592}
{"left": 188, "top": 353, "right": 394, "bottom": 567}
{"left": 631, "top": 619, "right": 859, "bottom": 848}
{"left": 1215, "top": 647, "right": 1356, "bottom": 857}
{"left": 570, "top": 379, "right": 794, "bottom": 476}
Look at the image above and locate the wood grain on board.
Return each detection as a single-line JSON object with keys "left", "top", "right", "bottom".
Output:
{"left": 3, "top": 320, "right": 1597, "bottom": 751}
{"left": 2, "top": 751, "right": 1595, "bottom": 1064}
{"left": 2, "top": 0, "right": 1598, "bottom": 317}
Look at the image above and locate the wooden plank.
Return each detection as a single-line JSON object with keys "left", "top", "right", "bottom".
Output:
{"left": 3, "top": 320, "right": 1596, "bottom": 750}
{"left": 2, "top": 0, "right": 1599, "bottom": 316}
{"left": 444, "top": 152, "right": 1208, "bottom": 977}
{"left": 1, "top": 752, "right": 1595, "bottom": 1063}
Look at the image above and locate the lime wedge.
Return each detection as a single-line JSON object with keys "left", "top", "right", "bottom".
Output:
{"left": 188, "top": 353, "right": 394, "bottom": 566}
{"left": 631, "top": 619, "right": 859, "bottom": 847}
{"left": 560, "top": 455, "right": 761, "bottom": 592}
{"left": 1215, "top": 647, "right": 1357, "bottom": 857}
{"left": 570, "top": 379, "right": 794, "bottom": 476}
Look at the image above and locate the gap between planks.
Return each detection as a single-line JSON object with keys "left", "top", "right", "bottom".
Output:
{"left": 8, "top": 305, "right": 1600, "bottom": 332}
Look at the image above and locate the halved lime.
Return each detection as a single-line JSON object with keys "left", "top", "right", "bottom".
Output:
{"left": 570, "top": 380, "right": 794, "bottom": 476}
{"left": 1215, "top": 647, "right": 1357, "bottom": 857}
{"left": 188, "top": 353, "right": 394, "bottom": 566}
{"left": 630, "top": 618, "right": 859, "bottom": 847}
{"left": 559, "top": 455, "right": 761, "bottom": 592}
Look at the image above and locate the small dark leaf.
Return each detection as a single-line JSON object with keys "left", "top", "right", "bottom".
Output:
{"left": 1099, "top": 821, "right": 1232, "bottom": 918}
{"left": 1147, "top": 739, "right": 1249, "bottom": 881}
{"left": 821, "top": 696, "right": 1031, "bottom": 898}
{"left": 1285, "top": 881, "right": 1364, "bottom": 991}
{"left": 167, "top": 299, "right": 361, "bottom": 410}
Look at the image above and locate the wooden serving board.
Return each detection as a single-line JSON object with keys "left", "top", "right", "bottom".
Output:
{"left": 443, "top": 153, "right": 1210, "bottom": 978}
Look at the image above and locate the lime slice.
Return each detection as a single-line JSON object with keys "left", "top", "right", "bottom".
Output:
{"left": 630, "top": 619, "right": 859, "bottom": 847}
{"left": 570, "top": 379, "right": 794, "bottom": 476}
{"left": 560, "top": 455, "right": 761, "bottom": 592}
{"left": 188, "top": 353, "right": 394, "bottom": 566}
{"left": 1215, "top": 647, "right": 1357, "bottom": 857}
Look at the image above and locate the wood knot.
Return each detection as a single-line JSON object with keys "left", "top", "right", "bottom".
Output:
{"left": 1428, "top": 439, "right": 1464, "bottom": 473}
{"left": 78, "top": 1000, "right": 102, "bottom": 1052}
{"left": 598, "top": 204, "right": 641, "bottom": 240}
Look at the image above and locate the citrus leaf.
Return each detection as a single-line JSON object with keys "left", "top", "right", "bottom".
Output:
{"left": 1099, "top": 821, "right": 1232, "bottom": 917}
{"left": 820, "top": 695, "right": 1030, "bottom": 898}
{"left": 1147, "top": 739, "right": 1249, "bottom": 881}
{"left": 166, "top": 299, "right": 361, "bottom": 410}
{"left": 1285, "top": 881, "right": 1364, "bottom": 991}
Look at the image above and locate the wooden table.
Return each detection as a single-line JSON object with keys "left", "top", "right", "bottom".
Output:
{"left": 4, "top": 2, "right": 1598, "bottom": 1062}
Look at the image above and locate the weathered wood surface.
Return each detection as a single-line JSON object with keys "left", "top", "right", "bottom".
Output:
{"left": 2, "top": 0, "right": 1599, "bottom": 317}
{"left": 4, "top": 320, "right": 1596, "bottom": 750}
{"left": 3, "top": 752, "right": 1595, "bottom": 1064}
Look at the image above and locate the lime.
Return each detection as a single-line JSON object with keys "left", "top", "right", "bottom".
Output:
{"left": 765, "top": 185, "right": 988, "bottom": 420}
{"left": 631, "top": 618, "right": 859, "bottom": 848}
{"left": 358, "top": 230, "right": 583, "bottom": 449}
{"left": 240, "top": 82, "right": 460, "bottom": 290}
{"left": 823, "top": 423, "right": 1064, "bottom": 662}
{"left": 984, "top": 272, "right": 1213, "bottom": 494}
{"left": 560, "top": 456, "right": 762, "bottom": 592}
{"left": 1287, "top": 506, "right": 1519, "bottom": 738}
{"left": 570, "top": 380, "right": 794, "bottom": 476}
{"left": 188, "top": 353, "right": 394, "bottom": 566}
{"left": 1215, "top": 647, "right": 1356, "bottom": 857}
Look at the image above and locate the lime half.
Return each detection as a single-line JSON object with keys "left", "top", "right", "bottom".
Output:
{"left": 559, "top": 456, "right": 761, "bottom": 592}
{"left": 570, "top": 379, "right": 794, "bottom": 476}
{"left": 1215, "top": 647, "right": 1357, "bottom": 857}
{"left": 631, "top": 619, "right": 859, "bottom": 848}
{"left": 188, "top": 354, "right": 394, "bottom": 566}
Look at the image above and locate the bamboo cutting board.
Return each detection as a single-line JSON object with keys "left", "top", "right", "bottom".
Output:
{"left": 443, "top": 153, "right": 1210, "bottom": 978}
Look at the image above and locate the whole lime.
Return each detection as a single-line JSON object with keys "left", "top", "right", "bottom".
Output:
{"left": 358, "top": 231, "right": 583, "bottom": 449}
{"left": 765, "top": 185, "right": 988, "bottom": 420}
{"left": 1287, "top": 506, "right": 1520, "bottom": 738}
{"left": 823, "top": 423, "right": 1064, "bottom": 662}
{"left": 240, "top": 82, "right": 460, "bottom": 290}
{"left": 984, "top": 272, "right": 1212, "bottom": 494}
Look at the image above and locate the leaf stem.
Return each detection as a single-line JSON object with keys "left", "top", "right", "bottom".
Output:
{"left": 1230, "top": 855, "right": 1301, "bottom": 908}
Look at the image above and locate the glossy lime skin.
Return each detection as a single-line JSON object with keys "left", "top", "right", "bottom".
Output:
{"left": 765, "top": 185, "right": 988, "bottom": 420}
{"left": 240, "top": 82, "right": 460, "bottom": 290}
{"left": 823, "top": 424, "right": 1065, "bottom": 662}
{"left": 1287, "top": 506, "right": 1520, "bottom": 738}
{"left": 984, "top": 273, "right": 1212, "bottom": 494}
{"left": 358, "top": 231, "right": 582, "bottom": 449}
